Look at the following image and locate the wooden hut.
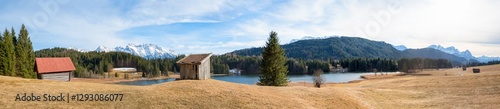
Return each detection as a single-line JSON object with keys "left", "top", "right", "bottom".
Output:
{"left": 35, "top": 57, "right": 76, "bottom": 81}
{"left": 473, "top": 68, "right": 480, "bottom": 73}
{"left": 176, "top": 53, "right": 212, "bottom": 80}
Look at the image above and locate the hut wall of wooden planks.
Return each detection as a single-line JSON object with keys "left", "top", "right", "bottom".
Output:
{"left": 176, "top": 53, "right": 212, "bottom": 80}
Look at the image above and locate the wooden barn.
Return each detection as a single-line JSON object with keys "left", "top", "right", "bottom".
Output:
{"left": 176, "top": 53, "right": 212, "bottom": 80}
{"left": 35, "top": 57, "right": 76, "bottom": 81}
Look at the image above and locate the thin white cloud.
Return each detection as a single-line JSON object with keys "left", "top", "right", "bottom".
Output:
{"left": 234, "top": 0, "right": 500, "bottom": 57}
{"left": 1, "top": 0, "right": 499, "bottom": 57}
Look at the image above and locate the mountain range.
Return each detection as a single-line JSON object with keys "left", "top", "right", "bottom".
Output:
{"left": 229, "top": 36, "right": 482, "bottom": 66}
{"left": 62, "top": 36, "right": 499, "bottom": 63}
{"left": 394, "top": 45, "right": 499, "bottom": 63}
{"left": 69, "top": 44, "right": 177, "bottom": 59}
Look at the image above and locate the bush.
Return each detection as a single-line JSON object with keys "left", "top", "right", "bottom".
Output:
{"left": 313, "top": 69, "right": 325, "bottom": 88}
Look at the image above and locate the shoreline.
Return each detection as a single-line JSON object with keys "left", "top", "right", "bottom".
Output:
{"left": 73, "top": 72, "right": 404, "bottom": 86}
{"left": 288, "top": 73, "right": 405, "bottom": 87}
{"left": 71, "top": 74, "right": 181, "bottom": 84}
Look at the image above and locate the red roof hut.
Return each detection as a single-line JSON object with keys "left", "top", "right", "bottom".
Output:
{"left": 35, "top": 57, "right": 76, "bottom": 81}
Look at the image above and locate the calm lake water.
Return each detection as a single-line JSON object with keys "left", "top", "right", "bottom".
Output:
{"left": 115, "top": 72, "right": 400, "bottom": 86}
{"left": 115, "top": 78, "right": 176, "bottom": 86}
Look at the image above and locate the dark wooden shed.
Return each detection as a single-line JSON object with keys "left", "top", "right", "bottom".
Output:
{"left": 176, "top": 53, "right": 212, "bottom": 80}
{"left": 35, "top": 57, "right": 76, "bottom": 81}
{"left": 473, "top": 68, "right": 480, "bottom": 73}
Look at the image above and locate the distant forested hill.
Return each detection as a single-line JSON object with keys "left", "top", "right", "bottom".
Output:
{"left": 228, "top": 36, "right": 469, "bottom": 66}
{"left": 230, "top": 37, "right": 403, "bottom": 60}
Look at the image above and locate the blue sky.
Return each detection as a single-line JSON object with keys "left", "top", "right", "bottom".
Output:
{"left": 1, "top": 0, "right": 500, "bottom": 57}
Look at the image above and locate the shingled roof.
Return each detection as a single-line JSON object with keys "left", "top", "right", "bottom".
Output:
{"left": 36, "top": 57, "right": 76, "bottom": 74}
{"left": 177, "top": 53, "right": 212, "bottom": 65}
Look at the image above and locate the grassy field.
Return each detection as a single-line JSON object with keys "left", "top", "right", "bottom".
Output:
{"left": 1, "top": 64, "right": 500, "bottom": 108}
{"left": 0, "top": 76, "right": 365, "bottom": 108}
{"left": 331, "top": 64, "right": 500, "bottom": 108}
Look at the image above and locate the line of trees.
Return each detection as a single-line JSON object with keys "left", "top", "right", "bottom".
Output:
{"left": 210, "top": 56, "right": 457, "bottom": 74}
{"left": 467, "top": 60, "right": 500, "bottom": 67}
{"left": 398, "top": 58, "right": 452, "bottom": 72}
{"left": 211, "top": 54, "right": 261, "bottom": 74}
{"left": 211, "top": 55, "right": 230, "bottom": 74}
{"left": 339, "top": 58, "right": 398, "bottom": 72}
{"left": 210, "top": 55, "right": 333, "bottom": 75}
{"left": 35, "top": 48, "right": 182, "bottom": 78}
{"left": 0, "top": 24, "right": 36, "bottom": 78}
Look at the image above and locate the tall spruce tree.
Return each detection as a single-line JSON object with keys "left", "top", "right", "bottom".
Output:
{"left": 0, "top": 30, "right": 3, "bottom": 75}
{"left": 11, "top": 27, "right": 16, "bottom": 46}
{"left": 258, "top": 31, "right": 288, "bottom": 86}
{"left": 16, "top": 24, "right": 36, "bottom": 78}
{"left": 1, "top": 29, "right": 16, "bottom": 76}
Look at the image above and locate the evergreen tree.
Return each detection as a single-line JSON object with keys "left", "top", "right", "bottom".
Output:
{"left": 258, "top": 31, "right": 288, "bottom": 86}
{"left": 0, "top": 31, "right": 3, "bottom": 75}
{"left": 11, "top": 27, "right": 16, "bottom": 46}
{"left": 16, "top": 25, "right": 36, "bottom": 78}
{"left": 1, "top": 29, "right": 16, "bottom": 76}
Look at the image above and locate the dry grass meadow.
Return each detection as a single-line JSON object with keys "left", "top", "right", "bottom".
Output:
{"left": 1, "top": 64, "right": 500, "bottom": 108}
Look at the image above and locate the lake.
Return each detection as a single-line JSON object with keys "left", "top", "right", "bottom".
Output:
{"left": 115, "top": 72, "right": 400, "bottom": 86}
{"left": 115, "top": 78, "right": 176, "bottom": 86}
{"left": 212, "top": 72, "right": 385, "bottom": 85}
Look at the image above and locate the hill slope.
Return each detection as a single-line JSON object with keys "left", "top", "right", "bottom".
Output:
{"left": 229, "top": 36, "right": 468, "bottom": 65}
{"left": 230, "top": 36, "right": 402, "bottom": 60}
{"left": 402, "top": 48, "right": 468, "bottom": 66}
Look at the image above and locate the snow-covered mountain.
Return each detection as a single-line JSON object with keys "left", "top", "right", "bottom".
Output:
{"left": 68, "top": 47, "right": 91, "bottom": 52}
{"left": 427, "top": 45, "right": 461, "bottom": 55}
{"left": 425, "top": 45, "right": 500, "bottom": 62}
{"left": 95, "top": 44, "right": 177, "bottom": 59}
{"left": 392, "top": 44, "right": 499, "bottom": 63}
{"left": 289, "top": 36, "right": 338, "bottom": 43}
{"left": 393, "top": 45, "right": 407, "bottom": 51}
{"left": 476, "top": 56, "right": 500, "bottom": 63}
{"left": 95, "top": 45, "right": 112, "bottom": 52}
{"left": 426, "top": 45, "right": 476, "bottom": 61}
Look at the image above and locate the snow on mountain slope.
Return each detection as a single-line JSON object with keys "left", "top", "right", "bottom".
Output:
{"left": 95, "top": 45, "right": 113, "bottom": 52}
{"left": 289, "top": 36, "right": 339, "bottom": 43}
{"left": 68, "top": 47, "right": 91, "bottom": 52}
{"left": 95, "top": 44, "right": 177, "bottom": 59}
{"left": 427, "top": 45, "right": 476, "bottom": 61}
{"left": 427, "top": 45, "right": 461, "bottom": 54}
{"left": 425, "top": 44, "right": 500, "bottom": 62}
{"left": 476, "top": 56, "right": 500, "bottom": 62}
{"left": 393, "top": 45, "right": 407, "bottom": 51}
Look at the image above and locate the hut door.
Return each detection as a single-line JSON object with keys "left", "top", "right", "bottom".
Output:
{"left": 195, "top": 65, "right": 199, "bottom": 79}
